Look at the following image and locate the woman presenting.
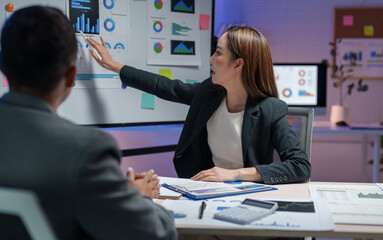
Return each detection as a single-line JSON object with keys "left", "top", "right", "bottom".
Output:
{"left": 87, "top": 25, "right": 311, "bottom": 184}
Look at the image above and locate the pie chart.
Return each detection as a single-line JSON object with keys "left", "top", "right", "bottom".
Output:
{"left": 154, "top": 0, "right": 163, "bottom": 10}
{"left": 154, "top": 42, "right": 163, "bottom": 53}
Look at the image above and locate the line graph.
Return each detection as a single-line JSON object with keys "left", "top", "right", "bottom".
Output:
{"left": 275, "top": 201, "right": 315, "bottom": 213}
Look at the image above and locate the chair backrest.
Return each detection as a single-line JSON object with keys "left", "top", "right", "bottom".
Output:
{"left": 286, "top": 107, "right": 314, "bottom": 162}
{"left": 0, "top": 187, "right": 57, "bottom": 240}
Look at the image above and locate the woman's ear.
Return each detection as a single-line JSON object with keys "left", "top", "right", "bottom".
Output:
{"left": 234, "top": 58, "right": 244, "bottom": 70}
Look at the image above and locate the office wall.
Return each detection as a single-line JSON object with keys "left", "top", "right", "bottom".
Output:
{"left": 214, "top": 0, "right": 383, "bottom": 182}
{"left": 0, "top": 0, "right": 213, "bottom": 124}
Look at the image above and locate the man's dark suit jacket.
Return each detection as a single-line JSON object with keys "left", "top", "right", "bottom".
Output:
{"left": 0, "top": 91, "right": 177, "bottom": 240}
{"left": 120, "top": 66, "right": 311, "bottom": 185}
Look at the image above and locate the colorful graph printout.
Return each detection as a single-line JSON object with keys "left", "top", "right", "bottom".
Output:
{"left": 153, "top": 21, "right": 163, "bottom": 32}
{"left": 154, "top": 42, "right": 163, "bottom": 53}
{"left": 147, "top": 0, "right": 200, "bottom": 65}
{"left": 73, "top": 0, "right": 129, "bottom": 88}
{"left": 275, "top": 201, "right": 315, "bottom": 213}
{"left": 171, "top": 40, "right": 195, "bottom": 55}
{"left": 172, "top": 23, "right": 192, "bottom": 36}
{"left": 70, "top": 0, "right": 100, "bottom": 34}
{"left": 154, "top": 0, "right": 163, "bottom": 10}
{"left": 171, "top": 0, "right": 194, "bottom": 14}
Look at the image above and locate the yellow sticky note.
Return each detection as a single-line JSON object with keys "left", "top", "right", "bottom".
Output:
{"left": 364, "top": 25, "right": 374, "bottom": 36}
{"left": 159, "top": 69, "right": 173, "bottom": 79}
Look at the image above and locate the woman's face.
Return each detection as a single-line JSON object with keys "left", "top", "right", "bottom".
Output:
{"left": 209, "top": 32, "right": 236, "bottom": 86}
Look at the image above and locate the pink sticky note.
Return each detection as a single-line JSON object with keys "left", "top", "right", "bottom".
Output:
{"left": 3, "top": 75, "right": 9, "bottom": 87}
{"left": 343, "top": 15, "right": 353, "bottom": 26}
{"left": 199, "top": 14, "right": 210, "bottom": 30}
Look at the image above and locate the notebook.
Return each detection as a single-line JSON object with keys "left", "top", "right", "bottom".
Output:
{"left": 159, "top": 177, "right": 277, "bottom": 200}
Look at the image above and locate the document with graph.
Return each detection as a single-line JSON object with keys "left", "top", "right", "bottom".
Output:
{"left": 162, "top": 196, "right": 334, "bottom": 231}
{"left": 309, "top": 184, "right": 383, "bottom": 225}
{"left": 159, "top": 177, "right": 276, "bottom": 200}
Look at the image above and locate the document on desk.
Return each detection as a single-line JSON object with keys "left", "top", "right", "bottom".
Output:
{"left": 309, "top": 185, "right": 383, "bottom": 225}
{"left": 162, "top": 196, "right": 333, "bottom": 231}
{"left": 159, "top": 177, "right": 276, "bottom": 200}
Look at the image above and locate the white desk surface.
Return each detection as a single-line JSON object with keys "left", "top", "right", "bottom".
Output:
{"left": 162, "top": 182, "right": 383, "bottom": 238}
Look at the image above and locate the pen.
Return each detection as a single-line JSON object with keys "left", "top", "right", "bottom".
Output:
{"left": 198, "top": 201, "right": 206, "bottom": 219}
{"left": 78, "top": 30, "right": 102, "bottom": 61}
{"left": 174, "top": 213, "right": 187, "bottom": 218}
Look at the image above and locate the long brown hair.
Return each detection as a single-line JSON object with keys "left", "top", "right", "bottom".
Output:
{"left": 225, "top": 25, "right": 279, "bottom": 101}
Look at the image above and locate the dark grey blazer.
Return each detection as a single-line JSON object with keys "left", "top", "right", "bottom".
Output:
{"left": 120, "top": 66, "right": 311, "bottom": 185}
{"left": 0, "top": 91, "right": 177, "bottom": 240}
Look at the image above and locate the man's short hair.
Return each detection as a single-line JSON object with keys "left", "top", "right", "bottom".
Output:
{"left": 0, "top": 6, "right": 77, "bottom": 92}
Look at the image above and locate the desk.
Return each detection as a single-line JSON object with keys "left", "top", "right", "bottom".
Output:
{"left": 313, "top": 122, "right": 383, "bottom": 183}
{"left": 172, "top": 182, "right": 383, "bottom": 238}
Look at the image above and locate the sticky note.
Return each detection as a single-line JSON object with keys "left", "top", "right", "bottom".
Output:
{"left": 199, "top": 14, "right": 210, "bottom": 30}
{"left": 343, "top": 15, "right": 353, "bottom": 26}
{"left": 141, "top": 92, "right": 155, "bottom": 109}
{"left": 3, "top": 75, "right": 9, "bottom": 87}
{"left": 186, "top": 79, "right": 198, "bottom": 84}
{"left": 159, "top": 69, "right": 173, "bottom": 79}
{"left": 364, "top": 25, "right": 374, "bottom": 36}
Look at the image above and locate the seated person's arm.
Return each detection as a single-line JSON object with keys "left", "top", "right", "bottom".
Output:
{"left": 191, "top": 167, "right": 262, "bottom": 182}
{"left": 75, "top": 134, "right": 176, "bottom": 240}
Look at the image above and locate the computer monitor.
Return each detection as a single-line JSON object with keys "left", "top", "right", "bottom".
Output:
{"left": 273, "top": 63, "right": 327, "bottom": 116}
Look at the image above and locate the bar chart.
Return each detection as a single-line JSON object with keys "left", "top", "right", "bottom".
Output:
{"left": 70, "top": 0, "right": 100, "bottom": 34}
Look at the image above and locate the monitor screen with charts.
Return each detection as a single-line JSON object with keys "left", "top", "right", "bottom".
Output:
{"left": 273, "top": 63, "right": 327, "bottom": 115}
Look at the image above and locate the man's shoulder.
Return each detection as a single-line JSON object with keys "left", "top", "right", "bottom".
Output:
{"left": 54, "top": 118, "right": 117, "bottom": 148}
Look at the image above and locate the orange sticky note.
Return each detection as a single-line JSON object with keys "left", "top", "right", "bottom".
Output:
{"left": 364, "top": 25, "right": 374, "bottom": 36}
{"left": 3, "top": 75, "right": 9, "bottom": 87}
{"left": 199, "top": 14, "right": 210, "bottom": 30}
{"left": 343, "top": 15, "right": 353, "bottom": 26}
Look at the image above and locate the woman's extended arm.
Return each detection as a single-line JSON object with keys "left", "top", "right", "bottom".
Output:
{"left": 87, "top": 37, "right": 123, "bottom": 73}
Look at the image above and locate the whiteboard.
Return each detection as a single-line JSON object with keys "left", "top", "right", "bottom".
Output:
{"left": 0, "top": 0, "right": 212, "bottom": 125}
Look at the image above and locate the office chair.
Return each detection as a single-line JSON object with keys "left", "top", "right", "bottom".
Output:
{"left": 0, "top": 187, "right": 57, "bottom": 240}
{"left": 273, "top": 107, "right": 314, "bottom": 164}
{"left": 286, "top": 107, "right": 314, "bottom": 162}
{"left": 286, "top": 107, "right": 315, "bottom": 240}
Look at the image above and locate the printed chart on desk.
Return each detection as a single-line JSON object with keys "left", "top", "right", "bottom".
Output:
{"left": 68, "top": 0, "right": 129, "bottom": 88}
{"left": 147, "top": 0, "right": 200, "bottom": 66}
{"left": 309, "top": 185, "right": 383, "bottom": 225}
{"left": 162, "top": 197, "right": 333, "bottom": 231}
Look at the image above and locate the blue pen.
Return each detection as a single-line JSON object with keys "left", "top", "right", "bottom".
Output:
{"left": 174, "top": 213, "right": 187, "bottom": 218}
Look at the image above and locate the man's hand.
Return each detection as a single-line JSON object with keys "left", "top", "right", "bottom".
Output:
{"left": 127, "top": 168, "right": 161, "bottom": 198}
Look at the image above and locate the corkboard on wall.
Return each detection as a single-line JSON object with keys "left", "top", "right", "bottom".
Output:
{"left": 332, "top": 7, "right": 383, "bottom": 80}
{"left": 334, "top": 7, "right": 383, "bottom": 39}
